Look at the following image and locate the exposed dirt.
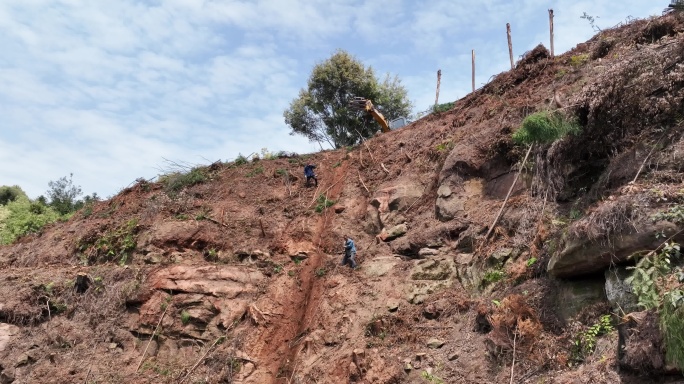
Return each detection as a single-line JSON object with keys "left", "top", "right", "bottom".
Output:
{"left": 2, "top": 12, "right": 684, "bottom": 384}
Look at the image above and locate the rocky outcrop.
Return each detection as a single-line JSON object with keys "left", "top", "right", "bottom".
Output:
{"left": 548, "top": 221, "right": 683, "bottom": 278}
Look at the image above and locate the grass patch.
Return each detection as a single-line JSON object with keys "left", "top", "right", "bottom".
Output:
{"left": 512, "top": 110, "right": 581, "bottom": 145}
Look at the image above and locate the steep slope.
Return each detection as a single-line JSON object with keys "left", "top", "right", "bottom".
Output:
{"left": 2, "top": 12, "right": 684, "bottom": 384}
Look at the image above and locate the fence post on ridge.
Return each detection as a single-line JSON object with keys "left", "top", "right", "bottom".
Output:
{"left": 471, "top": 50, "right": 475, "bottom": 93}
{"left": 549, "top": 9, "right": 555, "bottom": 58}
{"left": 507, "top": 23, "right": 514, "bottom": 69}
{"left": 435, "top": 69, "right": 441, "bottom": 107}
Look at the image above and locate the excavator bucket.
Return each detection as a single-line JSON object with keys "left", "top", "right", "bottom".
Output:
{"left": 348, "top": 97, "right": 370, "bottom": 111}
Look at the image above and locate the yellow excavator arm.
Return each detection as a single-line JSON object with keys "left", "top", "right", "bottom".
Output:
{"left": 349, "top": 97, "right": 390, "bottom": 133}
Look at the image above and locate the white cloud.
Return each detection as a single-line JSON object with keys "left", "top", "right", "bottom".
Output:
{"left": 0, "top": 0, "right": 662, "bottom": 198}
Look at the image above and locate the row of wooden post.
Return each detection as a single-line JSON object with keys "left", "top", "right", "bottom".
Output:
{"left": 434, "top": 9, "right": 555, "bottom": 106}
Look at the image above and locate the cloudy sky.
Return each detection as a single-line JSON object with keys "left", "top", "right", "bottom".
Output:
{"left": 0, "top": 0, "right": 664, "bottom": 199}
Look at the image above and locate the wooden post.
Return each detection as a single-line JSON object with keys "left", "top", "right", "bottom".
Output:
{"left": 548, "top": 9, "right": 554, "bottom": 58}
{"left": 471, "top": 50, "right": 475, "bottom": 92}
{"left": 434, "top": 69, "right": 441, "bottom": 107}
{"left": 507, "top": 23, "right": 514, "bottom": 69}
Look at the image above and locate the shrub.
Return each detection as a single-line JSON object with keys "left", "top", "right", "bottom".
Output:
{"left": 512, "top": 110, "right": 581, "bottom": 145}
{"left": 161, "top": 167, "right": 207, "bottom": 195}
{"left": 0, "top": 196, "right": 60, "bottom": 244}
{"left": 314, "top": 194, "right": 335, "bottom": 213}
{"left": 432, "top": 101, "right": 454, "bottom": 114}
{"left": 234, "top": 154, "right": 248, "bottom": 166}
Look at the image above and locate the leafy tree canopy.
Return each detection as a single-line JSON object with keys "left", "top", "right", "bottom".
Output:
{"left": 0, "top": 185, "right": 27, "bottom": 205}
{"left": 284, "top": 50, "right": 412, "bottom": 148}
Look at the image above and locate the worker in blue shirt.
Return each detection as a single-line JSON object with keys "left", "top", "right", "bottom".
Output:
{"left": 342, "top": 235, "right": 357, "bottom": 269}
{"left": 304, "top": 163, "right": 318, "bottom": 187}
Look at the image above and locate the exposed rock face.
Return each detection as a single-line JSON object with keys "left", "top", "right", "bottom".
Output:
{"left": 366, "top": 179, "right": 424, "bottom": 234}
{"left": 0, "top": 324, "right": 19, "bottom": 352}
{"left": 136, "top": 265, "right": 266, "bottom": 332}
{"left": 548, "top": 221, "right": 683, "bottom": 278}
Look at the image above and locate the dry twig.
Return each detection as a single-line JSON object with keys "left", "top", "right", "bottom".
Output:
{"left": 136, "top": 303, "right": 169, "bottom": 372}
{"left": 358, "top": 171, "right": 370, "bottom": 193}
{"left": 485, "top": 144, "right": 533, "bottom": 241}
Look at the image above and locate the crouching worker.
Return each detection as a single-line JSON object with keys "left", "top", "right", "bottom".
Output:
{"left": 304, "top": 163, "right": 318, "bottom": 187}
{"left": 342, "top": 235, "right": 357, "bottom": 269}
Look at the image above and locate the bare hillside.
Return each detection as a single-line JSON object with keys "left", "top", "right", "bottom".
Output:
{"left": 1, "top": 12, "right": 684, "bottom": 384}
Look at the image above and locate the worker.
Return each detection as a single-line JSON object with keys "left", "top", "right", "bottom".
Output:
{"left": 342, "top": 235, "right": 357, "bottom": 269}
{"left": 304, "top": 163, "right": 318, "bottom": 187}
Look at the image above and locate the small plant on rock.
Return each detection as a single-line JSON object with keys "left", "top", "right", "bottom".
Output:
{"left": 180, "top": 310, "right": 191, "bottom": 325}
{"left": 314, "top": 194, "right": 335, "bottom": 213}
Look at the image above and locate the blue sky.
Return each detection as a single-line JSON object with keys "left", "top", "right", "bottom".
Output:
{"left": 0, "top": 0, "right": 664, "bottom": 199}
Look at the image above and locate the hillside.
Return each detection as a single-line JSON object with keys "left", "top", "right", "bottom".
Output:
{"left": 1, "top": 13, "right": 684, "bottom": 384}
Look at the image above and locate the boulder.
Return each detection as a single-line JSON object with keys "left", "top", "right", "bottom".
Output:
{"left": 370, "top": 181, "right": 424, "bottom": 213}
{"left": 548, "top": 221, "right": 683, "bottom": 278}
{"left": 555, "top": 276, "right": 607, "bottom": 322}
{"left": 427, "top": 338, "right": 445, "bottom": 349}
{"left": 605, "top": 267, "right": 640, "bottom": 315}
{"left": 377, "top": 224, "right": 408, "bottom": 242}
{"left": 0, "top": 323, "right": 20, "bottom": 352}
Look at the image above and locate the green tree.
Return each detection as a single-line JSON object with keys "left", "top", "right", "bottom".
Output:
{"left": 46, "top": 174, "right": 83, "bottom": 215}
{"left": 284, "top": 50, "right": 412, "bottom": 148}
{"left": 0, "top": 185, "right": 26, "bottom": 205}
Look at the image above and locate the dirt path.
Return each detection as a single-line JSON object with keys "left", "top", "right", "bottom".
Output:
{"left": 242, "top": 157, "right": 350, "bottom": 383}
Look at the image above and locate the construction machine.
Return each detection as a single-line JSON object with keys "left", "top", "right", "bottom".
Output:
{"left": 349, "top": 97, "right": 390, "bottom": 133}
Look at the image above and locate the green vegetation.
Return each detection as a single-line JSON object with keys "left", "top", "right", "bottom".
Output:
{"left": 626, "top": 241, "right": 684, "bottom": 369}
{"left": 314, "top": 194, "right": 335, "bottom": 213}
{"left": 284, "top": 49, "right": 412, "bottom": 148}
{"left": 435, "top": 140, "right": 454, "bottom": 152}
{"left": 432, "top": 101, "right": 454, "bottom": 114}
{"left": 246, "top": 165, "right": 264, "bottom": 177}
{"left": 512, "top": 110, "right": 581, "bottom": 145}
{"left": 315, "top": 267, "right": 327, "bottom": 277}
{"left": 234, "top": 154, "right": 248, "bottom": 166}
{"left": 160, "top": 167, "right": 207, "bottom": 196}
{"left": 570, "top": 54, "right": 590, "bottom": 67}
{"left": 526, "top": 257, "right": 538, "bottom": 267}
{"left": 260, "top": 148, "right": 277, "bottom": 160}
{"left": 0, "top": 194, "right": 60, "bottom": 244}
{"left": 653, "top": 204, "right": 684, "bottom": 224}
{"left": 79, "top": 219, "right": 139, "bottom": 265}
{"left": 180, "top": 310, "right": 191, "bottom": 325}
{"left": 571, "top": 314, "right": 614, "bottom": 361}
{"left": 421, "top": 370, "right": 444, "bottom": 384}
{"left": 482, "top": 268, "right": 505, "bottom": 286}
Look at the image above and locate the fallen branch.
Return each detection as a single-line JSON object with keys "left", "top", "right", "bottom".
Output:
{"left": 179, "top": 336, "right": 224, "bottom": 383}
{"left": 259, "top": 219, "right": 266, "bottom": 237}
{"left": 631, "top": 133, "right": 666, "bottom": 184}
{"left": 136, "top": 303, "right": 169, "bottom": 373}
{"left": 206, "top": 217, "right": 229, "bottom": 228}
{"left": 484, "top": 144, "right": 533, "bottom": 241}
{"left": 510, "top": 325, "right": 518, "bottom": 384}
{"left": 381, "top": 163, "right": 390, "bottom": 174}
{"left": 358, "top": 171, "right": 370, "bottom": 193}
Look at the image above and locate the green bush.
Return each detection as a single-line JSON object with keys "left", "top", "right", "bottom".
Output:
{"left": 0, "top": 196, "right": 60, "bottom": 244}
{"left": 234, "top": 154, "right": 248, "bottom": 166}
{"left": 161, "top": 167, "right": 207, "bottom": 195}
{"left": 512, "top": 110, "right": 581, "bottom": 145}
{"left": 432, "top": 102, "right": 454, "bottom": 114}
